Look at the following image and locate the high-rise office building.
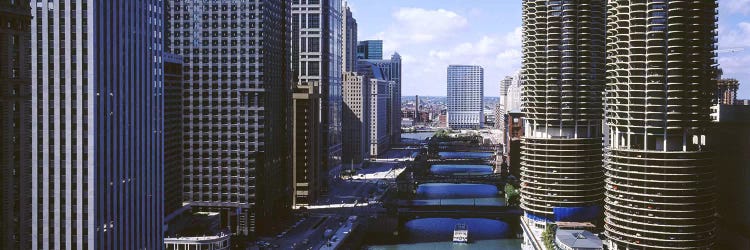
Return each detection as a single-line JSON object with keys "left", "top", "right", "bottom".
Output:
{"left": 341, "top": 1, "right": 368, "bottom": 165}
{"left": 30, "top": 0, "right": 165, "bottom": 248}
{"left": 604, "top": 1, "right": 718, "bottom": 248}
{"left": 357, "top": 40, "right": 383, "bottom": 60}
{"left": 292, "top": 83, "right": 322, "bottom": 207}
{"left": 447, "top": 65, "right": 484, "bottom": 129}
{"left": 497, "top": 76, "right": 513, "bottom": 131}
{"left": 506, "top": 71, "right": 524, "bottom": 113}
{"left": 362, "top": 53, "right": 401, "bottom": 143}
{"left": 369, "top": 78, "right": 391, "bottom": 157}
{"left": 292, "top": 0, "right": 344, "bottom": 186}
{"left": 342, "top": 2, "right": 358, "bottom": 73}
{"left": 0, "top": 1, "right": 31, "bottom": 249}
{"left": 164, "top": 53, "right": 184, "bottom": 220}
{"left": 520, "top": 0, "right": 606, "bottom": 228}
{"left": 168, "top": 0, "right": 293, "bottom": 236}
{"left": 389, "top": 53, "right": 402, "bottom": 143}
{"left": 342, "top": 72, "right": 370, "bottom": 164}
{"left": 500, "top": 76, "right": 512, "bottom": 106}
{"left": 358, "top": 61, "right": 392, "bottom": 157}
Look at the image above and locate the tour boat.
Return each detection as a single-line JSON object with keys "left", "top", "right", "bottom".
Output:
{"left": 453, "top": 223, "right": 469, "bottom": 243}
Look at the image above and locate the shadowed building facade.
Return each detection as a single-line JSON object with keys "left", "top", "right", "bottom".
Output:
{"left": 168, "top": 0, "right": 294, "bottom": 237}
{"left": 292, "top": 84, "right": 322, "bottom": 207}
{"left": 292, "top": 0, "right": 344, "bottom": 194}
{"left": 0, "top": 1, "right": 31, "bottom": 249}
{"left": 31, "top": 0, "right": 166, "bottom": 248}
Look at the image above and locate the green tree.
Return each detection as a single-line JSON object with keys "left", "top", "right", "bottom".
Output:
{"left": 504, "top": 184, "right": 520, "bottom": 207}
{"left": 542, "top": 223, "right": 557, "bottom": 250}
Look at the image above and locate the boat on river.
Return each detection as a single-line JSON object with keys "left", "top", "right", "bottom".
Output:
{"left": 453, "top": 223, "right": 469, "bottom": 243}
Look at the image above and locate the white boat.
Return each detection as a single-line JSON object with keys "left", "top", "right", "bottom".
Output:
{"left": 453, "top": 223, "right": 469, "bottom": 243}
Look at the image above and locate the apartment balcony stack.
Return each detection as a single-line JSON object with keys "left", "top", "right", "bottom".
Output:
{"left": 520, "top": 0, "right": 607, "bottom": 226}
{"left": 604, "top": 0, "right": 718, "bottom": 248}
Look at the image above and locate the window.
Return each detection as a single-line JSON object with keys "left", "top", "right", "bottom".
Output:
{"left": 308, "top": 14, "right": 320, "bottom": 29}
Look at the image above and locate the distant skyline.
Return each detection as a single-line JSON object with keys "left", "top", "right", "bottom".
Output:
{"left": 349, "top": 0, "right": 750, "bottom": 98}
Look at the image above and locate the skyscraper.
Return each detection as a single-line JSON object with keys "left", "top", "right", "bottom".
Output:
{"left": 342, "top": 2, "right": 358, "bottom": 73}
{"left": 389, "top": 53, "right": 402, "bottom": 143}
{"left": 358, "top": 61, "right": 392, "bottom": 157}
{"left": 369, "top": 78, "right": 391, "bottom": 157}
{"left": 447, "top": 65, "right": 484, "bottom": 129}
{"left": 342, "top": 72, "right": 370, "bottom": 164}
{"left": 604, "top": 1, "right": 718, "bottom": 248}
{"left": 1, "top": 1, "right": 31, "bottom": 249}
{"left": 164, "top": 53, "right": 184, "bottom": 220}
{"left": 168, "top": 0, "right": 293, "bottom": 236}
{"left": 362, "top": 53, "right": 401, "bottom": 143}
{"left": 520, "top": 0, "right": 606, "bottom": 228}
{"left": 292, "top": 0, "right": 344, "bottom": 185}
{"left": 357, "top": 40, "right": 383, "bottom": 60}
{"left": 341, "top": 1, "right": 369, "bottom": 165}
{"left": 31, "top": 0, "right": 165, "bottom": 248}
{"left": 497, "top": 76, "right": 513, "bottom": 131}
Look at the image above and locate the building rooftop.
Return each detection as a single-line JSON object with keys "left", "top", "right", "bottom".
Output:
{"left": 555, "top": 230, "right": 603, "bottom": 250}
{"left": 556, "top": 221, "right": 596, "bottom": 230}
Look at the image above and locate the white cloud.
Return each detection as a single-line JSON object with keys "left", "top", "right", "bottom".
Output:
{"left": 718, "top": 22, "right": 750, "bottom": 49}
{"left": 402, "top": 28, "right": 522, "bottom": 96}
{"left": 371, "top": 8, "right": 469, "bottom": 54}
{"left": 426, "top": 27, "right": 522, "bottom": 70}
{"left": 722, "top": 0, "right": 750, "bottom": 15}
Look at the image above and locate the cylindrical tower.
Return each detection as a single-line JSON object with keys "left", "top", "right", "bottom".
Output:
{"left": 604, "top": 0, "right": 717, "bottom": 249}
{"left": 520, "top": 0, "right": 607, "bottom": 222}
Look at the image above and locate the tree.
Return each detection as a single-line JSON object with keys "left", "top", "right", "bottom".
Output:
{"left": 542, "top": 223, "right": 557, "bottom": 250}
{"left": 504, "top": 184, "right": 520, "bottom": 207}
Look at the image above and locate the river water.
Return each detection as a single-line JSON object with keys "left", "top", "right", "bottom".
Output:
{"left": 367, "top": 163, "right": 522, "bottom": 249}
{"left": 438, "top": 151, "right": 494, "bottom": 160}
{"left": 401, "top": 132, "right": 435, "bottom": 141}
{"left": 430, "top": 164, "right": 494, "bottom": 176}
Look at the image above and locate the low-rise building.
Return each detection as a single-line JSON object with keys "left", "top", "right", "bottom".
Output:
{"left": 165, "top": 234, "right": 230, "bottom": 250}
{"left": 555, "top": 230, "right": 603, "bottom": 250}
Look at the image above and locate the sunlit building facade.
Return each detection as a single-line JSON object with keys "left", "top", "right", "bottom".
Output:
{"left": 447, "top": 65, "right": 484, "bottom": 130}
{"left": 604, "top": 1, "right": 718, "bottom": 248}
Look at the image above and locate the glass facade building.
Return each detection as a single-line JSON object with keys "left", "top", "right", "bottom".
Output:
{"left": 292, "top": 0, "right": 344, "bottom": 197}
{"left": 357, "top": 40, "right": 383, "bottom": 60}
{"left": 30, "top": 0, "right": 165, "bottom": 249}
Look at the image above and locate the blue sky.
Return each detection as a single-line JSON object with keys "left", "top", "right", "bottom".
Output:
{"left": 348, "top": 0, "right": 750, "bottom": 98}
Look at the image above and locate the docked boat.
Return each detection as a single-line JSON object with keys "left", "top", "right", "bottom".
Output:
{"left": 453, "top": 223, "right": 469, "bottom": 243}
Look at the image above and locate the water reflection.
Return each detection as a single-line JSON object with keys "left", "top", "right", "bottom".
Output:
{"left": 416, "top": 183, "right": 498, "bottom": 199}
{"left": 430, "top": 165, "right": 493, "bottom": 176}
{"left": 366, "top": 218, "right": 522, "bottom": 249}
{"left": 401, "top": 132, "right": 435, "bottom": 141}
{"left": 404, "top": 218, "right": 511, "bottom": 242}
{"left": 414, "top": 183, "right": 505, "bottom": 207}
{"left": 438, "top": 152, "right": 493, "bottom": 160}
